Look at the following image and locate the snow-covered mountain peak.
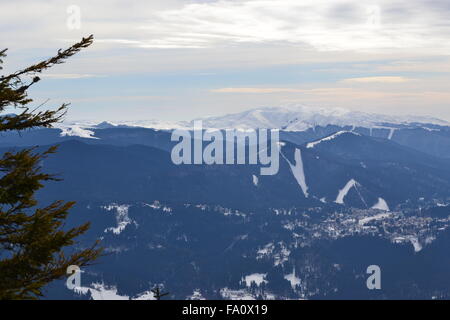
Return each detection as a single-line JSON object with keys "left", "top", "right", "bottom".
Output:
{"left": 194, "top": 105, "right": 449, "bottom": 131}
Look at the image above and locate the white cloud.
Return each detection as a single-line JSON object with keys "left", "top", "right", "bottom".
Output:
{"left": 40, "top": 73, "right": 103, "bottom": 79}
{"left": 341, "top": 76, "right": 415, "bottom": 83}
{"left": 212, "top": 87, "right": 306, "bottom": 93}
{"left": 3, "top": 0, "right": 449, "bottom": 54}
{"left": 134, "top": 0, "right": 450, "bottom": 53}
{"left": 212, "top": 77, "right": 416, "bottom": 93}
{"left": 211, "top": 86, "right": 450, "bottom": 100}
{"left": 3, "top": 0, "right": 450, "bottom": 75}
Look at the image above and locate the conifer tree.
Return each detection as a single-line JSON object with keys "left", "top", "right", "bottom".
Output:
{"left": 0, "top": 35, "right": 102, "bottom": 300}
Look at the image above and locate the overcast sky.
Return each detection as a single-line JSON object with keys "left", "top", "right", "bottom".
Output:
{"left": 1, "top": 0, "right": 449, "bottom": 121}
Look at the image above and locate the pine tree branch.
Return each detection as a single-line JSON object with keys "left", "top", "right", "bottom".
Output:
{"left": 0, "top": 35, "right": 93, "bottom": 82}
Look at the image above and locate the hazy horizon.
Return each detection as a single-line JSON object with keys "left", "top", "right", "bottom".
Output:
{"left": 59, "top": 104, "right": 450, "bottom": 125}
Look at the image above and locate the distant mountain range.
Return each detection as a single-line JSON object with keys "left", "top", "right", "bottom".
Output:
{"left": 190, "top": 106, "right": 449, "bottom": 131}
{"left": 3, "top": 105, "right": 450, "bottom": 159}
{"left": 53, "top": 105, "right": 449, "bottom": 134}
